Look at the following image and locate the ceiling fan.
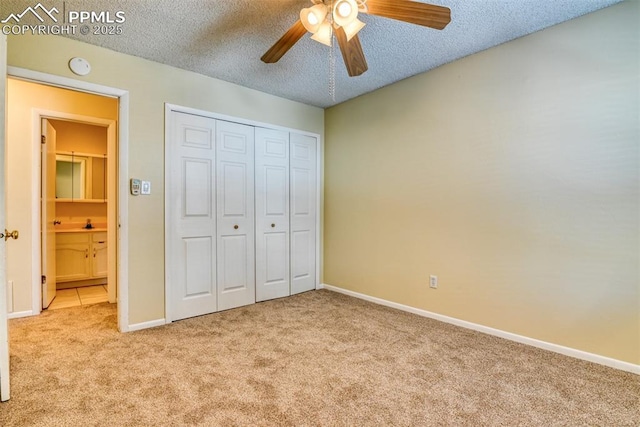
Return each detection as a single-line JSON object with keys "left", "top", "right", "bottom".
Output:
{"left": 261, "top": 0, "right": 451, "bottom": 77}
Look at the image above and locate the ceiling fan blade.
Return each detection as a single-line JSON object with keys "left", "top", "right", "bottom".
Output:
{"left": 364, "top": 0, "right": 451, "bottom": 30}
{"left": 335, "top": 26, "right": 368, "bottom": 77}
{"left": 261, "top": 20, "right": 307, "bottom": 63}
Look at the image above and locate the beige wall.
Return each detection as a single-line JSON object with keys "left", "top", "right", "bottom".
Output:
{"left": 7, "top": 35, "right": 324, "bottom": 325}
{"left": 6, "top": 78, "right": 117, "bottom": 313}
{"left": 324, "top": 1, "right": 639, "bottom": 364}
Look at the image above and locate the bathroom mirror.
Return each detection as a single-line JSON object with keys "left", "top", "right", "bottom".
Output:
{"left": 56, "top": 154, "right": 85, "bottom": 199}
{"left": 56, "top": 153, "right": 107, "bottom": 201}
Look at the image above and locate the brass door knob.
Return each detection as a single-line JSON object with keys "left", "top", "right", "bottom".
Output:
{"left": 1, "top": 229, "right": 19, "bottom": 241}
{"left": 234, "top": 225, "right": 239, "bottom": 230}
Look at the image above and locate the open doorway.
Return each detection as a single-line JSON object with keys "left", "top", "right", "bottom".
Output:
{"left": 6, "top": 77, "right": 122, "bottom": 324}
{"left": 40, "top": 117, "right": 116, "bottom": 311}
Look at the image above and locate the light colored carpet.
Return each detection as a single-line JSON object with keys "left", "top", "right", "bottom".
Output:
{"left": 1, "top": 290, "right": 638, "bottom": 426}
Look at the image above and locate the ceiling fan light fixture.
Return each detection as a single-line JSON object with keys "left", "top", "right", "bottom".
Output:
{"left": 262, "top": 0, "right": 453, "bottom": 81}
{"left": 310, "top": 21, "right": 333, "bottom": 46}
{"left": 300, "top": 4, "right": 328, "bottom": 33}
{"left": 342, "top": 18, "right": 365, "bottom": 42}
{"left": 333, "top": 0, "right": 359, "bottom": 27}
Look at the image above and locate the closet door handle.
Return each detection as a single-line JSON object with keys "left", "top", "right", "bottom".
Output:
{"left": 234, "top": 225, "right": 239, "bottom": 230}
{"left": 271, "top": 223, "right": 276, "bottom": 228}
{"left": 85, "top": 249, "right": 89, "bottom": 259}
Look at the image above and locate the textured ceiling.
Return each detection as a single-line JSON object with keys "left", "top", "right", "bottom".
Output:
{"left": 1, "top": 0, "right": 623, "bottom": 108}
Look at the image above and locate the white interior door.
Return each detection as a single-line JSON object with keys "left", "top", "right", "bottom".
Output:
{"left": 0, "top": 32, "right": 11, "bottom": 401}
{"left": 290, "top": 133, "right": 317, "bottom": 295}
{"left": 168, "top": 112, "right": 217, "bottom": 321}
{"left": 41, "top": 119, "right": 56, "bottom": 309}
{"left": 216, "top": 120, "right": 255, "bottom": 311}
{"left": 255, "top": 128, "right": 290, "bottom": 302}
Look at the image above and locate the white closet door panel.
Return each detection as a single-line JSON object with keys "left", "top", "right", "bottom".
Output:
{"left": 292, "top": 169, "right": 311, "bottom": 215}
{"left": 217, "top": 121, "right": 255, "bottom": 311}
{"left": 290, "top": 133, "right": 317, "bottom": 295}
{"left": 184, "top": 237, "right": 214, "bottom": 297}
{"left": 265, "top": 167, "right": 287, "bottom": 215}
{"left": 169, "top": 112, "right": 217, "bottom": 321}
{"left": 265, "top": 232, "right": 288, "bottom": 282}
{"left": 222, "top": 235, "right": 248, "bottom": 282}
{"left": 217, "top": 237, "right": 253, "bottom": 308}
{"left": 184, "top": 158, "right": 213, "bottom": 217}
{"left": 291, "top": 230, "right": 312, "bottom": 281}
{"left": 221, "top": 163, "right": 247, "bottom": 216}
{"left": 255, "top": 128, "right": 290, "bottom": 302}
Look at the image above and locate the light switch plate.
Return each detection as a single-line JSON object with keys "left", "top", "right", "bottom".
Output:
{"left": 141, "top": 181, "right": 151, "bottom": 195}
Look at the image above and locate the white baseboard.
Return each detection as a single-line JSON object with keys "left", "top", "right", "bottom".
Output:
{"left": 319, "top": 284, "right": 640, "bottom": 375}
{"left": 127, "top": 318, "right": 166, "bottom": 332}
{"left": 8, "top": 310, "right": 34, "bottom": 320}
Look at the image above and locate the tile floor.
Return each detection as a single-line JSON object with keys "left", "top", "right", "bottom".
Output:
{"left": 47, "top": 285, "right": 109, "bottom": 310}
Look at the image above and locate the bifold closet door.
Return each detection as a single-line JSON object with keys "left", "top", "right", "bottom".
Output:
{"left": 216, "top": 121, "right": 256, "bottom": 311}
{"left": 290, "top": 133, "right": 317, "bottom": 295}
{"left": 255, "top": 128, "right": 290, "bottom": 302}
{"left": 169, "top": 112, "right": 217, "bottom": 321}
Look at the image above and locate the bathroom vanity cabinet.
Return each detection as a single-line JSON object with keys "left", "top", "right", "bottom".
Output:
{"left": 56, "top": 231, "right": 107, "bottom": 286}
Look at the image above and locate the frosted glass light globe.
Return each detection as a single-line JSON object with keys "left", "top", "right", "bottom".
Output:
{"left": 337, "top": 2, "right": 352, "bottom": 18}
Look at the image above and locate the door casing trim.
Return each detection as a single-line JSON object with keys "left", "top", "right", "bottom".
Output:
{"left": 35, "top": 111, "right": 117, "bottom": 309}
{"left": 8, "top": 66, "right": 130, "bottom": 332}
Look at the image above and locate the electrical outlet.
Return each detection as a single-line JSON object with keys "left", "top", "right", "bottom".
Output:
{"left": 429, "top": 275, "right": 438, "bottom": 289}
